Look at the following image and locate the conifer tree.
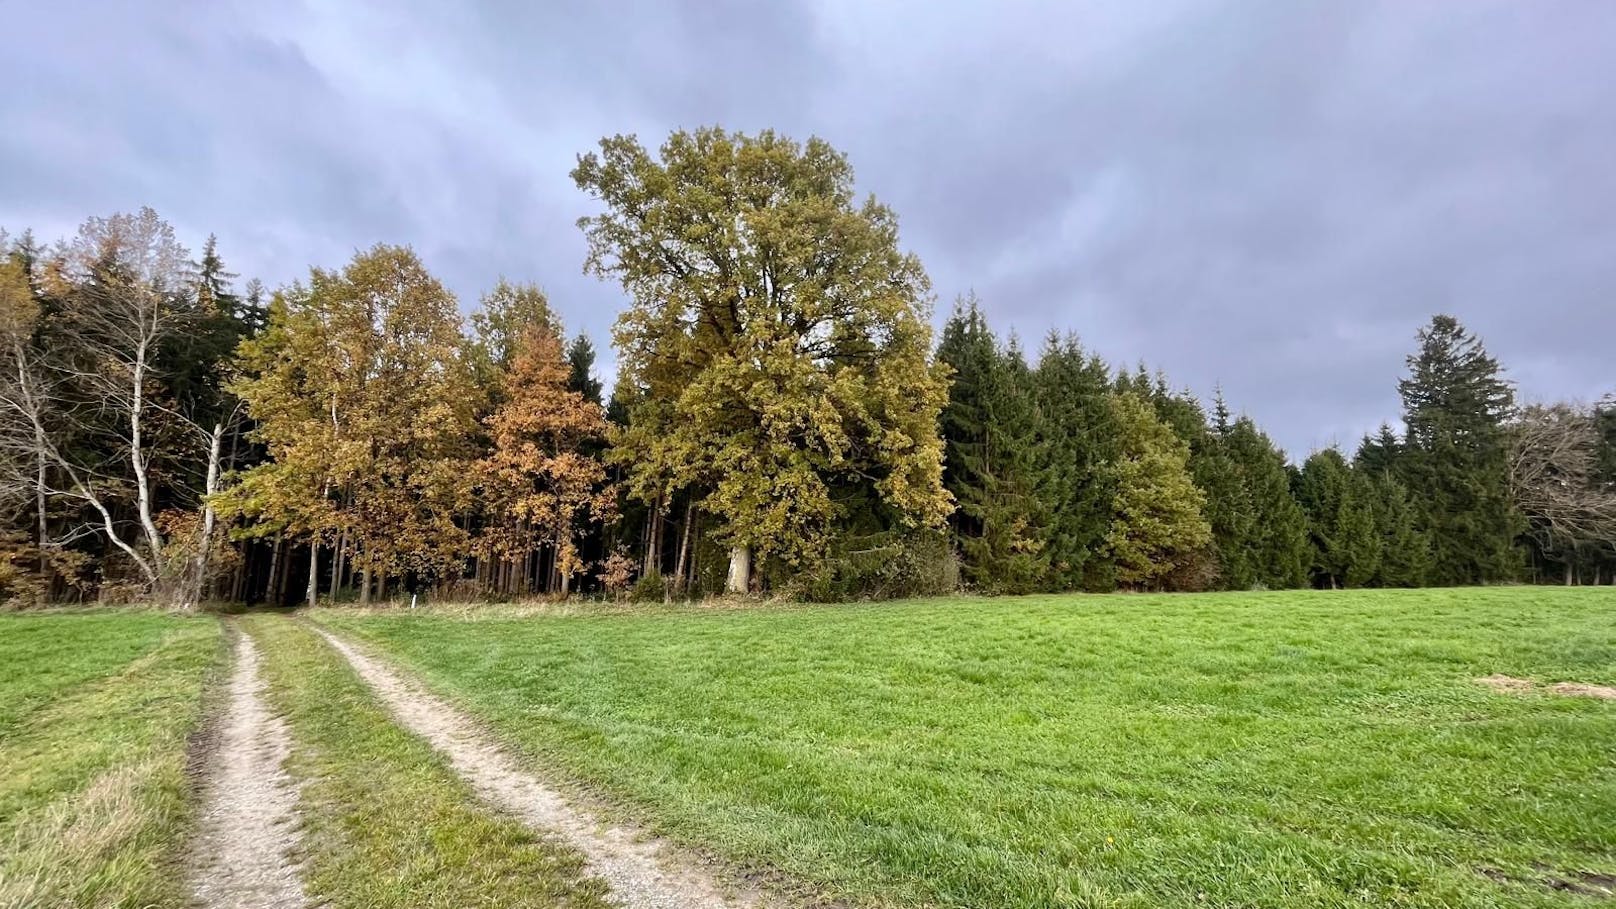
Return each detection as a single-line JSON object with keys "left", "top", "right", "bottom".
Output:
{"left": 1354, "top": 423, "right": 1403, "bottom": 476}
{"left": 936, "top": 300, "right": 1047, "bottom": 592}
{"left": 565, "top": 333, "right": 605, "bottom": 405}
{"left": 1296, "top": 449, "right": 1380, "bottom": 588}
{"left": 1396, "top": 315, "right": 1521, "bottom": 584}
{"left": 1365, "top": 472, "right": 1432, "bottom": 587}
{"left": 1207, "top": 410, "right": 1311, "bottom": 589}
{"left": 1033, "top": 333, "right": 1117, "bottom": 590}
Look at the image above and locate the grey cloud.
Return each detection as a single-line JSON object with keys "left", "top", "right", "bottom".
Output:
{"left": 2, "top": 0, "right": 1612, "bottom": 456}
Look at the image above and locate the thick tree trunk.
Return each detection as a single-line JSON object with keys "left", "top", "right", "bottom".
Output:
{"left": 359, "top": 562, "right": 371, "bottom": 606}
{"left": 726, "top": 545, "right": 751, "bottom": 594}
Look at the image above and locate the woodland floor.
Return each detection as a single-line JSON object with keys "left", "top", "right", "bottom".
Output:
{"left": 2, "top": 587, "right": 1614, "bottom": 908}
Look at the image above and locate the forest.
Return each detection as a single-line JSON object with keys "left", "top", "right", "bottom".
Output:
{"left": 2, "top": 127, "right": 1613, "bottom": 608}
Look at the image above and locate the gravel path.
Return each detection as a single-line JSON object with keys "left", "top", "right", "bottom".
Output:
{"left": 313, "top": 626, "right": 763, "bottom": 909}
{"left": 188, "top": 626, "right": 307, "bottom": 909}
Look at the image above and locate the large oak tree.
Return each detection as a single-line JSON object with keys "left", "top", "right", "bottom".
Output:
{"left": 573, "top": 128, "right": 951, "bottom": 592}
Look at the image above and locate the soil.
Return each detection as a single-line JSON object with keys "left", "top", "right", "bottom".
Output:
{"left": 186, "top": 626, "right": 307, "bottom": 909}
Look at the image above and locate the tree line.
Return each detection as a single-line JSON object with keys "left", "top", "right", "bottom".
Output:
{"left": 2, "top": 127, "right": 1612, "bottom": 607}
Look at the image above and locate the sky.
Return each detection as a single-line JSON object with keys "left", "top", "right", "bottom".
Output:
{"left": 3, "top": 1, "right": 1613, "bottom": 457}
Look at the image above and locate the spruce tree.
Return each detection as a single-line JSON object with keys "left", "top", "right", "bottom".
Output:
{"left": 1032, "top": 332, "right": 1116, "bottom": 591}
{"left": 1223, "top": 415, "right": 1311, "bottom": 589}
{"left": 1366, "top": 472, "right": 1432, "bottom": 587}
{"left": 565, "top": 332, "right": 605, "bottom": 405}
{"left": 936, "top": 300, "right": 1047, "bottom": 592}
{"left": 1396, "top": 315, "right": 1522, "bottom": 584}
{"left": 1354, "top": 423, "right": 1403, "bottom": 476}
{"left": 1296, "top": 449, "right": 1380, "bottom": 588}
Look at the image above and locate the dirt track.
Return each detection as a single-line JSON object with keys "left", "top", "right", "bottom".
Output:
{"left": 187, "top": 626, "right": 306, "bottom": 909}
{"left": 313, "top": 625, "right": 762, "bottom": 909}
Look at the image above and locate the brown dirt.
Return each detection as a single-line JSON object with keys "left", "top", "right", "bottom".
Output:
{"left": 1476, "top": 675, "right": 1616, "bottom": 700}
{"left": 1475, "top": 674, "right": 1536, "bottom": 694}
{"left": 312, "top": 626, "right": 766, "bottom": 909}
{"left": 187, "top": 625, "right": 306, "bottom": 909}
{"left": 1549, "top": 681, "right": 1616, "bottom": 700}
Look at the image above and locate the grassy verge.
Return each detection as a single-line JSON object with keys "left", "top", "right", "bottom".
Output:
{"left": 324, "top": 587, "right": 1616, "bottom": 909}
{"left": 243, "top": 614, "right": 613, "bottom": 908}
{"left": 0, "top": 610, "right": 223, "bottom": 909}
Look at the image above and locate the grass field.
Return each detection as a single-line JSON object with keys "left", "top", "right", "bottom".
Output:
{"left": 324, "top": 588, "right": 1616, "bottom": 909}
{"left": 244, "top": 615, "right": 613, "bottom": 909}
{"left": 0, "top": 610, "right": 222, "bottom": 909}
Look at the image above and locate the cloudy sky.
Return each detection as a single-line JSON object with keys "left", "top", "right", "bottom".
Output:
{"left": 3, "top": 1, "right": 1612, "bottom": 455}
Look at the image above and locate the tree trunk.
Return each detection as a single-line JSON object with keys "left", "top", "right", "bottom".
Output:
{"left": 34, "top": 445, "right": 48, "bottom": 603}
{"left": 128, "top": 347, "right": 166, "bottom": 572}
{"left": 644, "top": 493, "right": 664, "bottom": 577}
{"left": 265, "top": 532, "right": 284, "bottom": 606}
{"left": 186, "top": 422, "right": 226, "bottom": 610}
{"left": 330, "top": 529, "right": 345, "bottom": 599}
{"left": 726, "top": 545, "right": 751, "bottom": 594}
{"left": 674, "top": 499, "right": 694, "bottom": 595}
{"left": 306, "top": 537, "right": 319, "bottom": 607}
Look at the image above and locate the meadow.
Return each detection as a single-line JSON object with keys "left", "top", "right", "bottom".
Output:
{"left": 324, "top": 588, "right": 1616, "bottom": 909}
{"left": 0, "top": 611, "right": 222, "bottom": 908}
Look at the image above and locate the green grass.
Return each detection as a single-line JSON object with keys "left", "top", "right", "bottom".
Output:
{"left": 323, "top": 588, "right": 1616, "bottom": 909}
{"left": 0, "top": 610, "right": 223, "bottom": 909}
{"left": 243, "top": 615, "right": 613, "bottom": 908}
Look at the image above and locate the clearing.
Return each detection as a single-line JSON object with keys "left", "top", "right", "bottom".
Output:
{"left": 6, "top": 587, "right": 1614, "bottom": 908}
{"left": 321, "top": 587, "right": 1616, "bottom": 909}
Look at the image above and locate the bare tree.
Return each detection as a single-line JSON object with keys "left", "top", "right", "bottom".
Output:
{"left": 0, "top": 209, "right": 233, "bottom": 604}
{"left": 1508, "top": 402, "right": 1616, "bottom": 581}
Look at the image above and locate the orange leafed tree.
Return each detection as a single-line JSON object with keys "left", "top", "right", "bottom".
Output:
{"left": 480, "top": 323, "right": 615, "bottom": 596}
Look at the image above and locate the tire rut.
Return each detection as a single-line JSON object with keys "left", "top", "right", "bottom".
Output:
{"left": 187, "top": 624, "right": 306, "bottom": 909}
{"left": 312, "top": 624, "right": 766, "bottom": 909}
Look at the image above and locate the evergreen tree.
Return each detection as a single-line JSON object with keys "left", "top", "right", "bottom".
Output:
{"left": 1354, "top": 423, "right": 1403, "bottom": 476}
{"left": 1192, "top": 422, "right": 1252, "bottom": 589}
{"left": 936, "top": 300, "right": 1047, "bottom": 592}
{"left": 1220, "top": 414, "right": 1311, "bottom": 589}
{"left": 1034, "top": 333, "right": 1117, "bottom": 591}
{"left": 1295, "top": 449, "right": 1380, "bottom": 588}
{"left": 1365, "top": 472, "right": 1432, "bottom": 587}
{"left": 565, "top": 332, "right": 605, "bottom": 405}
{"left": 1396, "top": 315, "right": 1522, "bottom": 584}
{"left": 1101, "top": 392, "right": 1214, "bottom": 590}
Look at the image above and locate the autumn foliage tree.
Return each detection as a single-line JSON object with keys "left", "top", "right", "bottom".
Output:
{"left": 231, "top": 245, "right": 478, "bottom": 604}
{"left": 574, "top": 127, "right": 952, "bottom": 592}
{"left": 479, "top": 322, "right": 615, "bottom": 596}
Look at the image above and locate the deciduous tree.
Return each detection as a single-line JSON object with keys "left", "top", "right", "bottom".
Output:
{"left": 574, "top": 127, "right": 951, "bottom": 592}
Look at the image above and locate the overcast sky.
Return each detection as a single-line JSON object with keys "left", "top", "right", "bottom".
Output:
{"left": 3, "top": 1, "right": 1612, "bottom": 456}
